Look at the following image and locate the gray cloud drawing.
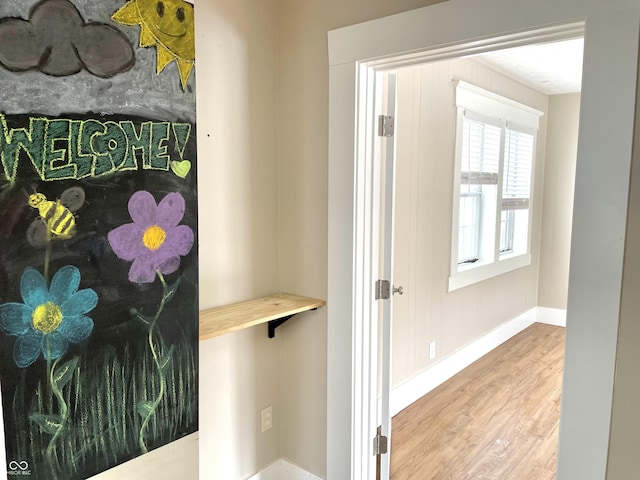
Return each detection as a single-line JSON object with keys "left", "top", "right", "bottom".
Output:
{"left": 0, "top": 0, "right": 134, "bottom": 78}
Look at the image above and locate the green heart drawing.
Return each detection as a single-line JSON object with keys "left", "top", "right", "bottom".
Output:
{"left": 170, "top": 160, "right": 191, "bottom": 179}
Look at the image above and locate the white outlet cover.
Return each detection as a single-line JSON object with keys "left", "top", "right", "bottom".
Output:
{"left": 261, "top": 406, "right": 273, "bottom": 433}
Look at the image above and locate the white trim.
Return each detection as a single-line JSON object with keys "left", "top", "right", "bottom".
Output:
{"left": 248, "top": 459, "right": 324, "bottom": 480}
{"left": 387, "top": 307, "right": 566, "bottom": 417}
{"left": 536, "top": 307, "right": 567, "bottom": 327}
{"left": 327, "top": 62, "right": 381, "bottom": 480}
{"left": 449, "top": 253, "right": 531, "bottom": 291}
{"left": 328, "top": 19, "right": 588, "bottom": 70}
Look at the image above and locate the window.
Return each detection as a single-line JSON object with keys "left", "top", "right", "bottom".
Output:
{"left": 449, "top": 81, "right": 542, "bottom": 291}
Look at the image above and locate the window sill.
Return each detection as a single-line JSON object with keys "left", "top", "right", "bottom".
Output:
{"left": 448, "top": 253, "right": 531, "bottom": 291}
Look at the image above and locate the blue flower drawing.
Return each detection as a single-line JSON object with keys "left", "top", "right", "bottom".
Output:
{"left": 0, "top": 266, "right": 97, "bottom": 368}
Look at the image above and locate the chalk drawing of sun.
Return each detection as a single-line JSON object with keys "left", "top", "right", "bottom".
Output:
{"left": 112, "top": 0, "right": 195, "bottom": 90}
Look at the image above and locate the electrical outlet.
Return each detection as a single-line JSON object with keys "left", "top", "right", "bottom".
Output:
{"left": 261, "top": 406, "right": 273, "bottom": 433}
{"left": 429, "top": 341, "right": 436, "bottom": 360}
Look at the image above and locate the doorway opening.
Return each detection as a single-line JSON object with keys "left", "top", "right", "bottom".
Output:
{"left": 377, "top": 37, "right": 582, "bottom": 478}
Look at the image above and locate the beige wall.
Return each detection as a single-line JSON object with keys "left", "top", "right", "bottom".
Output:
{"left": 195, "top": 0, "right": 281, "bottom": 478}
{"left": 538, "top": 93, "right": 580, "bottom": 309}
{"left": 391, "top": 59, "right": 549, "bottom": 388}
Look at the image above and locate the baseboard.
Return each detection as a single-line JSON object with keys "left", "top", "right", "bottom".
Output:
{"left": 248, "top": 458, "right": 324, "bottom": 480}
{"left": 536, "top": 306, "right": 567, "bottom": 327}
{"left": 389, "top": 308, "right": 538, "bottom": 417}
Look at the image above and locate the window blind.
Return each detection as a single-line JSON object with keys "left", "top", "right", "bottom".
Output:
{"left": 501, "top": 128, "right": 534, "bottom": 210}
{"left": 460, "top": 116, "right": 501, "bottom": 188}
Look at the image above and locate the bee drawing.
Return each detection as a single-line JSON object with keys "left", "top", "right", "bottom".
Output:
{"left": 26, "top": 187, "right": 86, "bottom": 248}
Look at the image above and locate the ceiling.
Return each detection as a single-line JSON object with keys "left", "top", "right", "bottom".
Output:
{"left": 473, "top": 37, "right": 584, "bottom": 95}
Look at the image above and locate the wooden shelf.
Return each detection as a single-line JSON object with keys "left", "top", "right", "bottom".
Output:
{"left": 199, "top": 293, "right": 326, "bottom": 340}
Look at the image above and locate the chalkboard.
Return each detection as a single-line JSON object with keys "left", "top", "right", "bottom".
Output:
{"left": 0, "top": 1, "right": 198, "bottom": 479}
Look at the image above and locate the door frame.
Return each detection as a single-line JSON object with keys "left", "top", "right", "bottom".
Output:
{"left": 327, "top": 1, "right": 640, "bottom": 479}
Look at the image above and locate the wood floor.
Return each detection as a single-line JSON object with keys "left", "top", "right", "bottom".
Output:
{"left": 389, "top": 323, "right": 565, "bottom": 480}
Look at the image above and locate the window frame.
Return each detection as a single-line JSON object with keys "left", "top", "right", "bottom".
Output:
{"left": 449, "top": 81, "right": 542, "bottom": 291}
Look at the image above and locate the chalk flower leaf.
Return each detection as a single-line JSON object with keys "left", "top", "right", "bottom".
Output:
{"left": 0, "top": 266, "right": 97, "bottom": 368}
{"left": 107, "top": 191, "right": 194, "bottom": 283}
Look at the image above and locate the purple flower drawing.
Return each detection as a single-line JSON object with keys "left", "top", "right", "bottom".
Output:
{"left": 108, "top": 191, "right": 194, "bottom": 283}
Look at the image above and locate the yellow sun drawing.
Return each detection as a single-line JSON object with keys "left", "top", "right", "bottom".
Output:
{"left": 112, "top": 0, "right": 195, "bottom": 90}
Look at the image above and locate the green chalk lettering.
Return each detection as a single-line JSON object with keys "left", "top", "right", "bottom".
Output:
{"left": 79, "top": 120, "right": 109, "bottom": 176}
{"left": 79, "top": 120, "right": 105, "bottom": 177}
{"left": 93, "top": 121, "right": 130, "bottom": 174}
{"left": 172, "top": 123, "right": 191, "bottom": 159}
{"left": 148, "top": 122, "right": 170, "bottom": 170}
{"left": 0, "top": 114, "right": 47, "bottom": 181}
{"left": 69, "top": 120, "right": 93, "bottom": 179}
{"left": 0, "top": 114, "right": 194, "bottom": 180}
{"left": 43, "top": 119, "right": 76, "bottom": 180}
{"left": 120, "top": 121, "right": 151, "bottom": 169}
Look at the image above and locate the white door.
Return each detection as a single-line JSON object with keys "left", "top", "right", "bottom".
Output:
{"left": 376, "top": 72, "right": 398, "bottom": 480}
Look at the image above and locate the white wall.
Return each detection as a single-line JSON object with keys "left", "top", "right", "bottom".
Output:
{"left": 538, "top": 93, "right": 580, "bottom": 309}
{"left": 391, "top": 58, "right": 548, "bottom": 388}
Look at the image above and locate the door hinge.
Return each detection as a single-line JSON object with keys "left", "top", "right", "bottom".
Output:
{"left": 373, "top": 433, "right": 388, "bottom": 455}
{"left": 375, "top": 279, "right": 390, "bottom": 300}
{"left": 378, "top": 115, "right": 394, "bottom": 137}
